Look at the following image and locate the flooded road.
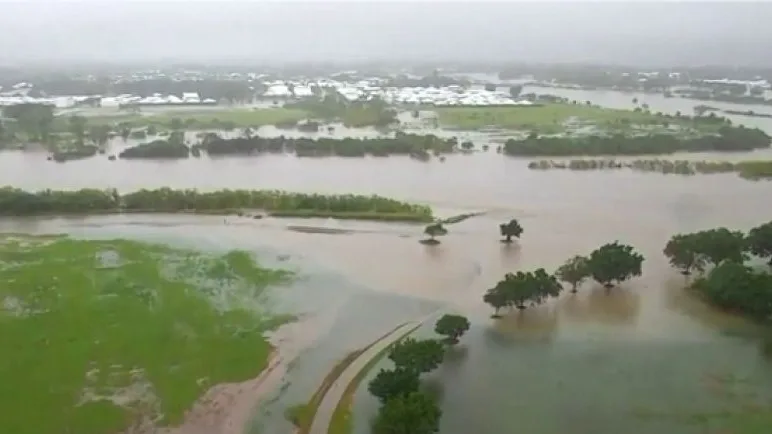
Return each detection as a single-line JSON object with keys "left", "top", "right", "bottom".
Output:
{"left": 2, "top": 87, "right": 772, "bottom": 434}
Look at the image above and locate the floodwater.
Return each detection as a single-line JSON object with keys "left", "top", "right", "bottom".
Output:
{"left": 2, "top": 87, "right": 772, "bottom": 434}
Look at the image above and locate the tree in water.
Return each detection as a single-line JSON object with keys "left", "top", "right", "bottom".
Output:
{"left": 421, "top": 223, "right": 447, "bottom": 245}
{"left": 663, "top": 234, "right": 707, "bottom": 275}
{"left": 388, "top": 338, "right": 445, "bottom": 375}
{"left": 483, "top": 286, "right": 508, "bottom": 318}
{"left": 372, "top": 392, "right": 441, "bottom": 434}
{"left": 434, "top": 314, "right": 470, "bottom": 345}
{"left": 555, "top": 255, "right": 590, "bottom": 293}
{"left": 499, "top": 219, "right": 523, "bottom": 243}
{"left": 586, "top": 242, "right": 644, "bottom": 289}
{"left": 483, "top": 269, "right": 562, "bottom": 315}
{"left": 746, "top": 220, "right": 772, "bottom": 265}
{"left": 368, "top": 368, "right": 420, "bottom": 403}
{"left": 688, "top": 228, "right": 747, "bottom": 267}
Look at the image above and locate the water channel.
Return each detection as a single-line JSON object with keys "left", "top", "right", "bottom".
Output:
{"left": 1, "top": 87, "right": 771, "bottom": 434}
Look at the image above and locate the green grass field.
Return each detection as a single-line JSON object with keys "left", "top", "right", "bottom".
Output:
{"left": 434, "top": 103, "right": 711, "bottom": 134}
{"left": 78, "top": 107, "right": 309, "bottom": 129}
{"left": 0, "top": 235, "right": 293, "bottom": 434}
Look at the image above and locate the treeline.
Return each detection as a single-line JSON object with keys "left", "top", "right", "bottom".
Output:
{"left": 483, "top": 242, "right": 644, "bottom": 315}
{"left": 527, "top": 159, "right": 772, "bottom": 181}
{"left": 476, "top": 219, "right": 772, "bottom": 323}
{"left": 504, "top": 126, "right": 770, "bottom": 156}
{"left": 0, "top": 187, "right": 433, "bottom": 222}
{"left": 664, "top": 222, "right": 772, "bottom": 321}
{"left": 118, "top": 132, "right": 459, "bottom": 159}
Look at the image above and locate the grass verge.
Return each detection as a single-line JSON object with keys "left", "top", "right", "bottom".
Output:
{"left": 327, "top": 323, "right": 423, "bottom": 434}
{"left": 286, "top": 323, "right": 411, "bottom": 434}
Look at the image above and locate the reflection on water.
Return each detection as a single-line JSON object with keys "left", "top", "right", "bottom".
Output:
{"left": 558, "top": 285, "right": 642, "bottom": 326}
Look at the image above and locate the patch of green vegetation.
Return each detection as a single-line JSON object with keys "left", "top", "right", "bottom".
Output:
{"left": 434, "top": 103, "right": 716, "bottom": 134}
{"left": 0, "top": 236, "right": 293, "bottom": 434}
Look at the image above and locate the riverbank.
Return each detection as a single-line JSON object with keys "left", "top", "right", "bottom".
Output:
{"left": 0, "top": 236, "right": 294, "bottom": 434}
{"left": 0, "top": 187, "right": 434, "bottom": 223}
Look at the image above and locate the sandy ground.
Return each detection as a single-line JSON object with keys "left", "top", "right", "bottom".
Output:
{"left": 154, "top": 352, "right": 286, "bottom": 434}
{"left": 127, "top": 309, "right": 341, "bottom": 434}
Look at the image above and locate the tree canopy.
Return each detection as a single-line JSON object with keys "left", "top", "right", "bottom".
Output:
{"left": 555, "top": 255, "right": 590, "bottom": 292}
{"left": 586, "top": 242, "right": 644, "bottom": 288}
{"left": 499, "top": 219, "right": 524, "bottom": 243}
{"left": 423, "top": 223, "right": 448, "bottom": 243}
{"left": 747, "top": 220, "right": 772, "bottom": 264}
{"left": 388, "top": 338, "right": 446, "bottom": 374}
{"left": 368, "top": 368, "right": 421, "bottom": 403}
{"left": 434, "top": 314, "right": 470, "bottom": 345}
{"left": 663, "top": 233, "right": 708, "bottom": 275}
{"left": 688, "top": 228, "right": 747, "bottom": 266}
{"left": 372, "top": 391, "right": 442, "bottom": 434}
{"left": 692, "top": 262, "right": 772, "bottom": 321}
{"left": 483, "top": 269, "right": 563, "bottom": 315}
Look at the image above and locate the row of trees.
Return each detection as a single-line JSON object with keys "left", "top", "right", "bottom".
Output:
{"left": 116, "top": 132, "right": 461, "bottom": 159}
{"left": 483, "top": 242, "right": 645, "bottom": 316}
{"left": 663, "top": 222, "right": 772, "bottom": 321}
{"left": 368, "top": 314, "right": 470, "bottom": 434}
{"left": 422, "top": 219, "right": 523, "bottom": 245}
{"left": 504, "top": 126, "right": 770, "bottom": 156}
{"left": 527, "top": 158, "right": 772, "bottom": 181}
{"left": 0, "top": 187, "right": 433, "bottom": 221}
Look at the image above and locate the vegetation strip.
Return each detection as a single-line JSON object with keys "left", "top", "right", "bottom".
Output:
{"left": 527, "top": 159, "right": 772, "bottom": 180}
{"left": 327, "top": 323, "right": 423, "bottom": 434}
{"left": 287, "top": 322, "right": 410, "bottom": 434}
{"left": 0, "top": 187, "right": 433, "bottom": 222}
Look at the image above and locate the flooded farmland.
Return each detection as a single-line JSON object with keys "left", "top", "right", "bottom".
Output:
{"left": 2, "top": 87, "right": 772, "bottom": 434}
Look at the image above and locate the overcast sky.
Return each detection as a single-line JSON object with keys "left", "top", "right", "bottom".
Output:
{"left": 0, "top": 0, "right": 770, "bottom": 67}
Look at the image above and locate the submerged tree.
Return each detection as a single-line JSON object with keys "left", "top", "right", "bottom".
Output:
{"left": 689, "top": 228, "right": 747, "bottom": 266}
{"left": 747, "top": 220, "right": 772, "bottom": 265}
{"left": 388, "top": 338, "right": 445, "bottom": 374}
{"left": 663, "top": 233, "right": 707, "bottom": 275}
{"left": 692, "top": 261, "right": 772, "bottom": 320}
{"left": 422, "top": 223, "right": 448, "bottom": 245}
{"left": 68, "top": 115, "right": 88, "bottom": 146}
{"left": 372, "top": 391, "right": 441, "bottom": 434}
{"left": 483, "top": 269, "right": 562, "bottom": 315}
{"left": 434, "top": 314, "right": 470, "bottom": 345}
{"left": 499, "top": 219, "right": 523, "bottom": 243}
{"left": 586, "top": 242, "right": 644, "bottom": 289}
{"left": 555, "top": 255, "right": 590, "bottom": 293}
{"left": 368, "top": 368, "right": 420, "bottom": 403}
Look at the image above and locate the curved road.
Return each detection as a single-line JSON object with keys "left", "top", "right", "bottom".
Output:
{"left": 308, "top": 319, "right": 427, "bottom": 434}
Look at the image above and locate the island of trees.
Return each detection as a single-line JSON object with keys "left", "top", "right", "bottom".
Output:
{"left": 0, "top": 187, "right": 433, "bottom": 222}
{"left": 504, "top": 126, "right": 770, "bottom": 156}
{"left": 527, "top": 158, "right": 772, "bottom": 181}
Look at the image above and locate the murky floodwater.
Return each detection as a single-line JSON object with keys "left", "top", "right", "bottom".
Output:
{"left": 2, "top": 87, "right": 772, "bottom": 434}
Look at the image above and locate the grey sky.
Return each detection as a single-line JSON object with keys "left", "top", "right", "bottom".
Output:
{"left": 0, "top": 0, "right": 770, "bottom": 66}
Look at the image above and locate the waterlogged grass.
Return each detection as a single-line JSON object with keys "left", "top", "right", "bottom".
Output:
{"left": 0, "top": 236, "right": 293, "bottom": 434}
{"left": 435, "top": 104, "right": 711, "bottom": 134}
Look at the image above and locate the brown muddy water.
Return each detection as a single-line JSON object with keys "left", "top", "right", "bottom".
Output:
{"left": 2, "top": 87, "right": 772, "bottom": 434}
